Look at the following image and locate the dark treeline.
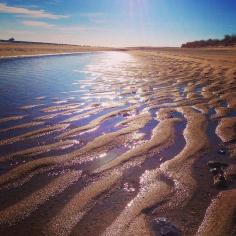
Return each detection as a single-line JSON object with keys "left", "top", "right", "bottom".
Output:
{"left": 181, "top": 34, "right": 236, "bottom": 48}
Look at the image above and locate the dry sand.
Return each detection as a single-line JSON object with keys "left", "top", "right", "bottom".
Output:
{"left": 0, "top": 42, "right": 114, "bottom": 57}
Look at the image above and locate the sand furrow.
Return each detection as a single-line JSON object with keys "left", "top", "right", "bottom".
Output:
{"left": 0, "top": 170, "right": 82, "bottom": 225}
{"left": 102, "top": 170, "right": 172, "bottom": 236}
{"left": 0, "top": 113, "right": 151, "bottom": 186}
{"left": 94, "top": 117, "right": 181, "bottom": 173}
{"left": 197, "top": 189, "right": 236, "bottom": 236}
{"left": 0, "top": 140, "right": 79, "bottom": 163}
{"left": 0, "top": 115, "right": 24, "bottom": 124}
{"left": 159, "top": 107, "right": 208, "bottom": 208}
{"left": 46, "top": 170, "right": 122, "bottom": 236}
{"left": 216, "top": 117, "right": 236, "bottom": 142}
{"left": 0, "top": 121, "right": 44, "bottom": 133}
{"left": 0, "top": 123, "right": 69, "bottom": 146}
{"left": 58, "top": 105, "right": 138, "bottom": 139}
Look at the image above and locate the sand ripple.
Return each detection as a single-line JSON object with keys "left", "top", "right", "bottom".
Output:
{"left": 0, "top": 49, "right": 236, "bottom": 235}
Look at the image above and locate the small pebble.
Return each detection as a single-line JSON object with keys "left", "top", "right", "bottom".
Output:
{"left": 152, "top": 217, "right": 181, "bottom": 236}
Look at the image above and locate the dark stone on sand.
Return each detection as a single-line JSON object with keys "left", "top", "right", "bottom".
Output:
{"left": 209, "top": 167, "right": 222, "bottom": 176}
{"left": 207, "top": 161, "right": 228, "bottom": 170}
{"left": 218, "top": 148, "right": 226, "bottom": 155}
{"left": 92, "top": 103, "right": 100, "bottom": 107}
{"left": 152, "top": 217, "right": 181, "bottom": 236}
{"left": 213, "top": 174, "right": 227, "bottom": 188}
{"left": 119, "top": 111, "right": 130, "bottom": 117}
{"left": 207, "top": 161, "right": 228, "bottom": 188}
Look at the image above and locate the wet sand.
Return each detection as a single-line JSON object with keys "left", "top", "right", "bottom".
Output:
{"left": 0, "top": 48, "right": 236, "bottom": 235}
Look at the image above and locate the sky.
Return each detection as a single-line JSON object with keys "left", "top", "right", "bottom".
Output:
{"left": 0, "top": 0, "right": 235, "bottom": 47}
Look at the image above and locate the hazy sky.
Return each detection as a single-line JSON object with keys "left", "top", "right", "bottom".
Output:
{"left": 0, "top": 0, "right": 235, "bottom": 47}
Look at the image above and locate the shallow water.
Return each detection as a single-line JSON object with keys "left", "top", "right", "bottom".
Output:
{"left": 0, "top": 52, "right": 130, "bottom": 115}
{"left": 0, "top": 52, "right": 139, "bottom": 146}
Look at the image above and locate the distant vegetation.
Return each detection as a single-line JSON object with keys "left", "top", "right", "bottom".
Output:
{"left": 8, "top": 37, "right": 15, "bottom": 42}
{"left": 181, "top": 34, "right": 236, "bottom": 48}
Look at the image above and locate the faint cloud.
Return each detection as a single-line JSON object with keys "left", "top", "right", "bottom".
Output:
{"left": 20, "top": 20, "right": 108, "bottom": 32}
{"left": 56, "top": 25, "right": 109, "bottom": 32}
{"left": 80, "top": 12, "right": 107, "bottom": 24}
{"left": 0, "top": 3, "right": 68, "bottom": 19}
{"left": 79, "top": 12, "right": 105, "bottom": 18}
{"left": 22, "top": 20, "right": 55, "bottom": 28}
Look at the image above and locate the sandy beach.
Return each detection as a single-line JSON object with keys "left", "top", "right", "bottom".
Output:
{"left": 0, "top": 42, "right": 114, "bottom": 57}
{"left": 0, "top": 47, "right": 236, "bottom": 235}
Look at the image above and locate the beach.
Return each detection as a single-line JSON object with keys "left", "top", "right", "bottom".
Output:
{"left": 0, "top": 42, "right": 114, "bottom": 57}
{"left": 0, "top": 47, "right": 236, "bottom": 235}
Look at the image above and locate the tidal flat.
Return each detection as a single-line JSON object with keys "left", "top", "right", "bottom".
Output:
{"left": 0, "top": 48, "right": 236, "bottom": 235}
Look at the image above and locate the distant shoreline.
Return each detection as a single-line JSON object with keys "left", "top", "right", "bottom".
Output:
{"left": 0, "top": 51, "right": 100, "bottom": 59}
{"left": 0, "top": 39, "right": 82, "bottom": 46}
{"left": 0, "top": 42, "right": 116, "bottom": 57}
{"left": 1, "top": 41, "right": 236, "bottom": 58}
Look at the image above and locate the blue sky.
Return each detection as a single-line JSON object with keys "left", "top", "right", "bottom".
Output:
{"left": 0, "top": 0, "right": 235, "bottom": 47}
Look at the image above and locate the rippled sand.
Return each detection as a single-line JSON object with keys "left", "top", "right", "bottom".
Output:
{"left": 0, "top": 48, "right": 236, "bottom": 235}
